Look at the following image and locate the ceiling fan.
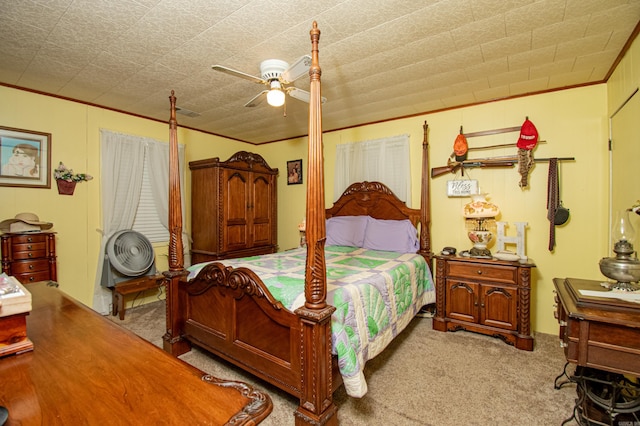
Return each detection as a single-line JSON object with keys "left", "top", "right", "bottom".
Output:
{"left": 212, "top": 56, "right": 327, "bottom": 108}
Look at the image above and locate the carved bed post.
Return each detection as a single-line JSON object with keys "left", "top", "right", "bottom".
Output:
{"left": 420, "top": 121, "right": 433, "bottom": 268}
{"left": 294, "top": 22, "right": 338, "bottom": 426}
{"left": 163, "top": 90, "right": 190, "bottom": 356}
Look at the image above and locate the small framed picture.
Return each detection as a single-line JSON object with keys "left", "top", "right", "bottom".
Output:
{"left": 0, "top": 126, "right": 52, "bottom": 189}
{"left": 287, "top": 159, "right": 303, "bottom": 185}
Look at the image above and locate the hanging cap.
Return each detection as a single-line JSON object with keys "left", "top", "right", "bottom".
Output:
{"left": 517, "top": 118, "right": 538, "bottom": 150}
{"left": 453, "top": 133, "right": 468, "bottom": 157}
{"left": 0, "top": 212, "right": 53, "bottom": 233}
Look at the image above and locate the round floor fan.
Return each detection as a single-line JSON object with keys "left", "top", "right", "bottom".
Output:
{"left": 103, "top": 230, "right": 156, "bottom": 287}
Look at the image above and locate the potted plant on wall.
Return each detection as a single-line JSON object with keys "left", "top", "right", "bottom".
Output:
{"left": 53, "top": 162, "right": 93, "bottom": 195}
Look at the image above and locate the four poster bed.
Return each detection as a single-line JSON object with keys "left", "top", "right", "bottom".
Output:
{"left": 162, "top": 22, "right": 433, "bottom": 425}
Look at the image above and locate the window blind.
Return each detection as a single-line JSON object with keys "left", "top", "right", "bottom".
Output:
{"left": 132, "top": 155, "right": 168, "bottom": 242}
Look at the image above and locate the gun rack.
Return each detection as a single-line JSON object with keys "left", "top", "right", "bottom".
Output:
{"left": 433, "top": 123, "right": 576, "bottom": 179}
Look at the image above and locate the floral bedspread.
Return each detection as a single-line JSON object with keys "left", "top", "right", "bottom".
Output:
{"left": 186, "top": 246, "right": 435, "bottom": 397}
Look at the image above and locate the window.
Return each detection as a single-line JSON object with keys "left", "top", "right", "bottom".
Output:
{"left": 334, "top": 134, "right": 411, "bottom": 203}
{"left": 132, "top": 156, "right": 168, "bottom": 242}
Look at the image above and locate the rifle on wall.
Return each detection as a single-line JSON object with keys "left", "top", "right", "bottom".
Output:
{"left": 431, "top": 156, "right": 574, "bottom": 178}
{"left": 431, "top": 156, "right": 517, "bottom": 178}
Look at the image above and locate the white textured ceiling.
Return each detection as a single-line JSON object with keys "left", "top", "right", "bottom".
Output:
{"left": 1, "top": 0, "right": 639, "bottom": 144}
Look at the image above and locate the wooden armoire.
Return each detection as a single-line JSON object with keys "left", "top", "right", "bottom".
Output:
{"left": 189, "top": 151, "right": 278, "bottom": 264}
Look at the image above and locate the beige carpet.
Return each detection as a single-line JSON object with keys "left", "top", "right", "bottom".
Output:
{"left": 109, "top": 300, "right": 578, "bottom": 425}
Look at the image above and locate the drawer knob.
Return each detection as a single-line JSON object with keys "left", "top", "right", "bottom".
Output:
{"left": 476, "top": 270, "right": 482, "bottom": 275}
{"left": 28, "top": 253, "right": 33, "bottom": 258}
{"left": 29, "top": 276, "right": 35, "bottom": 282}
{"left": 27, "top": 245, "right": 33, "bottom": 250}
{"left": 27, "top": 237, "right": 33, "bottom": 242}
{"left": 29, "top": 264, "right": 34, "bottom": 270}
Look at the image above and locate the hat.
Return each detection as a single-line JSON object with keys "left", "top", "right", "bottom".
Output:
{"left": 0, "top": 212, "right": 53, "bottom": 233}
{"left": 453, "top": 133, "right": 468, "bottom": 161}
{"left": 517, "top": 118, "right": 539, "bottom": 150}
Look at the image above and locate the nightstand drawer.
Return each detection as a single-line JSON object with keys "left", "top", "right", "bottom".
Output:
{"left": 448, "top": 262, "right": 517, "bottom": 284}
{"left": 11, "top": 259, "right": 50, "bottom": 274}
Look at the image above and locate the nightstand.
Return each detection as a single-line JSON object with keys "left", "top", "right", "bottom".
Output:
{"left": 433, "top": 255, "right": 535, "bottom": 351}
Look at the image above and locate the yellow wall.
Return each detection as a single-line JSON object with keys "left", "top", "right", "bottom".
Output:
{"left": 4, "top": 31, "right": 638, "bottom": 334}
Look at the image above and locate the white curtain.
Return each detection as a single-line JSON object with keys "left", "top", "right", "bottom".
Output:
{"left": 92, "top": 130, "right": 187, "bottom": 314}
{"left": 334, "top": 134, "right": 411, "bottom": 204}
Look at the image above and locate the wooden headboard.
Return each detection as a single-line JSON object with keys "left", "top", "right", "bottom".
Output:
{"left": 326, "top": 181, "right": 421, "bottom": 227}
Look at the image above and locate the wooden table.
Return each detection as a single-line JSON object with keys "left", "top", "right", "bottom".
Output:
{"left": 553, "top": 277, "right": 640, "bottom": 376}
{"left": 553, "top": 277, "right": 640, "bottom": 424}
{"left": 0, "top": 281, "right": 272, "bottom": 425}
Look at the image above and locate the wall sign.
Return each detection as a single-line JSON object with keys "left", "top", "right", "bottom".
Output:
{"left": 447, "top": 179, "right": 478, "bottom": 197}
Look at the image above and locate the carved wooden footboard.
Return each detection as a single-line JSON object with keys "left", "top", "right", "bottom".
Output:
{"left": 180, "top": 263, "right": 306, "bottom": 397}
{"left": 173, "top": 262, "right": 345, "bottom": 399}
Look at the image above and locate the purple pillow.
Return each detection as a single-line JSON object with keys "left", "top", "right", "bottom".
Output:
{"left": 326, "top": 216, "right": 369, "bottom": 247}
{"left": 363, "top": 217, "right": 420, "bottom": 253}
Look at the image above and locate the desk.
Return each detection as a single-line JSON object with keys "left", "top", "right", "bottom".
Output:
{"left": 553, "top": 278, "right": 640, "bottom": 424}
{"left": 0, "top": 281, "right": 272, "bottom": 425}
{"left": 553, "top": 277, "right": 640, "bottom": 377}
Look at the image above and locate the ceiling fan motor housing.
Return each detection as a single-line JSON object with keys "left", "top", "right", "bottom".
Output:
{"left": 260, "top": 59, "right": 289, "bottom": 80}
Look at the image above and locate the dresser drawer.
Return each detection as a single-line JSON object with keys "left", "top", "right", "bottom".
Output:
{"left": 11, "top": 259, "right": 50, "bottom": 274}
{"left": 9, "top": 234, "right": 48, "bottom": 245}
{"left": 13, "top": 241, "right": 46, "bottom": 253}
{"left": 14, "top": 270, "right": 52, "bottom": 284}
{"left": 12, "top": 247, "right": 46, "bottom": 260}
{"left": 448, "top": 262, "right": 517, "bottom": 284}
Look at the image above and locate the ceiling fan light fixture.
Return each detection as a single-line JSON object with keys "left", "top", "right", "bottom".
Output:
{"left": 267, "top": 81, "right": 285, "bottom": 107}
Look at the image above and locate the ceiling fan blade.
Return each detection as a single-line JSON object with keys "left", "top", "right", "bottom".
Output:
{"left": 288, "top": 87, "right": 327, "bottom": 104}
{"left": 212, "top": 65, "right": 267, "bottom": 85}
{"left": 244, "top": 90, "right": 268, "bottom": 107}
{"left": 280, "top": 55, "right": 311, "bottom": 84}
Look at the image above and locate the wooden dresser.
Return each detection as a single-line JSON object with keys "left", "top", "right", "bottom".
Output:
{"left": 433, "top": 255, "right": 535, "bottom": 350}
{"left": 189, "top": 151, "right": 278, "bottom": 264}
{"left": 0, "top": 281, "right": 272, "bottom": 424}
{"left": 0, "top": 232, "right": 57, "bottom": 284}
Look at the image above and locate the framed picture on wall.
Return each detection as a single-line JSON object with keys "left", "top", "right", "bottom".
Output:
{"left": 287, "top": 159, "right": 303, "bottom": 185}
{"left": 0, "top": 126, "right": 51, "bottom": 189}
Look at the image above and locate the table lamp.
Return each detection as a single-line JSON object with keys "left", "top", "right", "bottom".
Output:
{"left": 463, "top": 193, "right": 499, "bottom": 257}
{"left": 599, "top": 209, "right": 640, "bottom": 291}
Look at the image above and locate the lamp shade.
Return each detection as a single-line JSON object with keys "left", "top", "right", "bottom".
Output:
{"left": 463, "top": 193, "right": 500, "bottom": 218}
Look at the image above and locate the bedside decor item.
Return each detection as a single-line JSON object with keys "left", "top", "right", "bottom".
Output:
{"left": 298, "top": 219, "right": 306, "bottom": 247}
{"left": 53, "top": 162, "right": 93, "bottom": 195}
{"left": 599, "top": 209, "right": 640, "bottom": 291}
{"left": 496, "top": 221, "right": 527, "bottom": 261}
{"left": 0, "top": 126, "right": 51, "bottom": 189}
{"left": 463, "top": 192, "right": 499, "bottom": 257}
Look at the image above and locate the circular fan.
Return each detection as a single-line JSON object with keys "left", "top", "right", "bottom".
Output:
{"left": 106, "top": 230, "right": 155, "bottom": 276}
{"left": 212, "top": 55, "right": 327, "bottom": 107}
